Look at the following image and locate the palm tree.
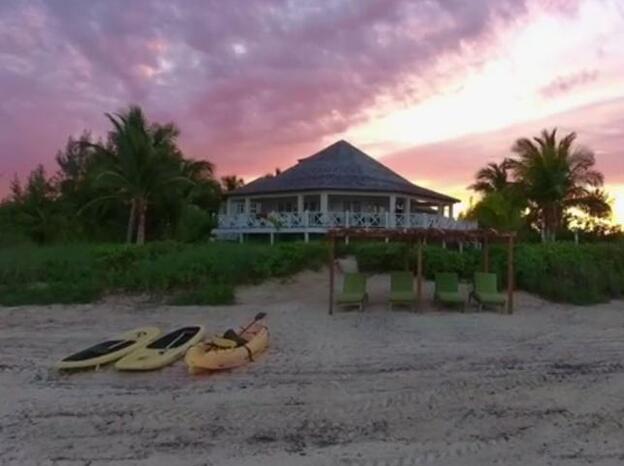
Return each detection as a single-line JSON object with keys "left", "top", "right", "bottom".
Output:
{"left": 468, "top": 160, "right": 512, "bottom": 194}
{"left": 181, "top": 159, "right": 221, "bottom": 210}
{"left": 220, "top": 175, "right": 244, "bottom": 192}
{"left": 89, "top": 106, "right": 189, "bottom": 244}
{"left": 463, "top": 190, "right": 524, "bottom": 232}
{"left": 508, "top": 128, "right": 610, "bottom": 241}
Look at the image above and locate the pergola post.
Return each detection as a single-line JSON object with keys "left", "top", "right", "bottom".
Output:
{"left": 507, "top": 235, "right": 514, "bottom": 314}
{"left": 483, "top": 236, "right": 490, "bottom": 273}
{"left": 416, "top": 238, "right": 423, "bottom": 306}
{"left": 328, "top": 236, "right": 336, "bottom": 315}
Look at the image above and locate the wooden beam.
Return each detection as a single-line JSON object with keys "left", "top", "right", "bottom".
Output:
{"left": 483, "top": 236, "right": 490, "bottom": 273}
{"left": 416, "top": 239, "right": 423, "bottom": 307}
{"left": 328, "top": 236, "right": 336, "bottom": 315}
{"left": 507, "top": 235, "right": 514, "bottom": 314}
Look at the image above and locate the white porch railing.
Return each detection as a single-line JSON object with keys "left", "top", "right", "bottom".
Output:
{"left": 217, "top": 212, "right": 477, "bottom": 231}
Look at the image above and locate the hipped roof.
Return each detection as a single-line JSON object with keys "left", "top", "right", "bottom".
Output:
{"left": 230, "top": 140, "right": 459, "bottom": 203}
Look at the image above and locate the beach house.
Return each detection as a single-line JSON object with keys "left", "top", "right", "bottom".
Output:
{"left": 215, "top": 140, "right": 475, "bottom": 241}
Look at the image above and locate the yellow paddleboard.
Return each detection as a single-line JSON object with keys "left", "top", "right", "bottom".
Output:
{"left": 56, "top": 327, "right": 161, "bottom": 370}
{"left": 115, "top": 325, "right": 205, "bottom": 371}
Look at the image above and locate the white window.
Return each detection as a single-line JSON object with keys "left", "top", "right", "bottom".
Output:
{"left": 233, "top": 200, "right": 245, "bottom": 214}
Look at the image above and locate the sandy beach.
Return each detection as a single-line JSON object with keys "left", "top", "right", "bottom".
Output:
{"left": 2, "top": 270, "right": 624, "bottom": 466}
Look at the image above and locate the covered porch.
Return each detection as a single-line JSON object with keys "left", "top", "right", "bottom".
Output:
{"left": 215, "top": 191, "right": 474, "bottom": 242}
{"left": 225, "top": 191, "right": 456, "bottom": 217}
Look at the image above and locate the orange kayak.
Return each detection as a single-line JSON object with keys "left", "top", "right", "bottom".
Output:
{"left": 184, "top": 321, "right": 269, "bottom": 374}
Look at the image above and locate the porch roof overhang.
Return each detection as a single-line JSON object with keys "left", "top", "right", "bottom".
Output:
{"left": 226, "top": 188, "right": 459, "bottom": 204}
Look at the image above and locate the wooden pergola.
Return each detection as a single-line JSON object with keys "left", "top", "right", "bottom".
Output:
{"left": 327, "top": 228, "right": 516, "bottom": 315}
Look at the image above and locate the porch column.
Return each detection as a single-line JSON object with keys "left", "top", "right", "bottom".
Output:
{"left": 437, "top": 204, "right": 445, "bottom": 216}
{"left": 297, "top": 194, "right": 304, "bottom": 213}
{"left": 244, "top": 197, "right": 251, "bottom": 215}
{"left": 226, "top": 198, "right": 233, "bottom": 215}
{"left": 449, "top": 203, "right": 454, "bottom": 219}
{"left": 320, "top": 192, "right": 329, "bottom": 213}
{"left": 389, "top": 195, "right": 397, "bottom": 228}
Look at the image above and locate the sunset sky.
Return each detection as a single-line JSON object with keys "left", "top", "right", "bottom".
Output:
{"left": 1, "top": 0, "right": 623, "bottom": 223}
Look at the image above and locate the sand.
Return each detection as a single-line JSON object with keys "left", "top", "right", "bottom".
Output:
{"left": 1, "top": 270, "right": 624, "bottom": 465}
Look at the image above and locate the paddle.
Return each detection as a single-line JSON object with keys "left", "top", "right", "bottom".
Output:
{"left": 238, "top": 312, "right": 267, "bottom": 337}
{"left": 205, "top": 313, "right": 266, "bottom": 350}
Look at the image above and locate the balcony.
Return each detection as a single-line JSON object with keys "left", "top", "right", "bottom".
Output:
{"left": 214, "top": 211, "right": 477, "bottom": 234}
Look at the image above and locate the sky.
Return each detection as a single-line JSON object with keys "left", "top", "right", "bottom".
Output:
{"left": 1, "top": 0, "right": 623, "bottom": 223}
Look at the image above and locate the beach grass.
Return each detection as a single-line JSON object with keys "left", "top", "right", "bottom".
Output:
{"left": 0, "top": 240, "right": 623, "bottom": 306}
{"left": 343, "top": 240, "right": 624, "bottom": 305}
{"left": 0, "top": 241, "right": 327, "bottom": 306}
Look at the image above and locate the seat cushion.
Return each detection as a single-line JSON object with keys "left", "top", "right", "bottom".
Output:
{"left": 475, "top": 292, "right": 506, "bottom": 304}
{"left": 390, "top": 291, "right": 415, "bottom": 303}
{"left": 436, "top": 291, "right": 464, "bottom": 303}
{"left": 337, "top": 292, "right": 364, "bottom": 304}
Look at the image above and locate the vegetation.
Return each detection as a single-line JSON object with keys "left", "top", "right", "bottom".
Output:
{"left": 465, "top": 129, "right": 615, "bottom": 241}
{"left": 343, "top": 240, "right": 624, "bottom": 305}
{"left": 1, "top": 240, "right": 622, "bottom": 307}
{"left": 1, "top": 107, "right": 222, "bottom": 245}
{"left": 0, "top": 242, "right": 327, "bottom": 306}
{"left": 1, "top": 110, "right": 622, "bottom": 309}
{"left": 220, "top": 175, "right": 245, "bottom": 193}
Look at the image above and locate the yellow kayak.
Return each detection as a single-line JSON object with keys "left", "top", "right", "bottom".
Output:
{"left": 56, "top": 327, "right": 161, "bottom": 370}
{"left": 115, "top": 326, "right": 205, "bottom": 371}
{"left": 185, "top": 319, "right": 269, "bottom": 375}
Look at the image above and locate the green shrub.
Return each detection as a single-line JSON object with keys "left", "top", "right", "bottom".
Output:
{"left": 2, "top": 240, "right": 624, "bottom": 306}
{"left": 175, "top": 205, "right": 216, "bottom": 243}
{"left": 345, "top": 240, "right": 624, "bottom": 305}
{"left": 0, "top": 241, "right": 328, "bottom": 306}
{"left": 169, "top": 282, "right": 235, "bottom": 305}
{"left": 342, "top": 242, "right": 409, "bottom": 271}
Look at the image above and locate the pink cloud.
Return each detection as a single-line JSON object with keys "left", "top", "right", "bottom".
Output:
{"left": 381, "top": 96, "right": 624, "bottom": 194}
{"left": 0, "top": 0, "right": 536, "bottom": 195}
{"left": 539, "top": 69, "right": 600, "bottom": 98}
{"left": 0, "top": 0, "right": 618, "bottom": 203}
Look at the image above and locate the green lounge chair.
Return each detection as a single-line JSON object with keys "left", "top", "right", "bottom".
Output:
{"left": 336, "top": 273, "right": 368, "bottom": 311}
{"left": 390, "top": 271, "right": 416, "bottom": 310}
{"left": 471, "top": 272, "right": 506, "bottom": 311}
{"left": 434, "top": 272, "right": 465, "bottom": 311}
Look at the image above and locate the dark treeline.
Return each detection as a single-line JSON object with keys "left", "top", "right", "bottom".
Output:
{"left": 0, "top": 106, "right": 242, "bottom": 245}
{"left": 462, "top": 129, "right": 621, "bottom": 242}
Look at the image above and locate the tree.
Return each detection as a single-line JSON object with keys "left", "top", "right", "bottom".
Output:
{"left": 508, "top": 129, "right": 610, "bottom": 241}
{"left": 9, "top": 165, "right": 61, "bottom": 243}
{"left": 90, "top": 106, "right": 191, "bottom": 244}
{"left": 220, "top": 175, "right": 244, "bottom": 192}
{"left": 468, "top": 160, "right": 512, "bottom": 194}
{"left": 463, "top": 191, "right": 525, "bottom": 232}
